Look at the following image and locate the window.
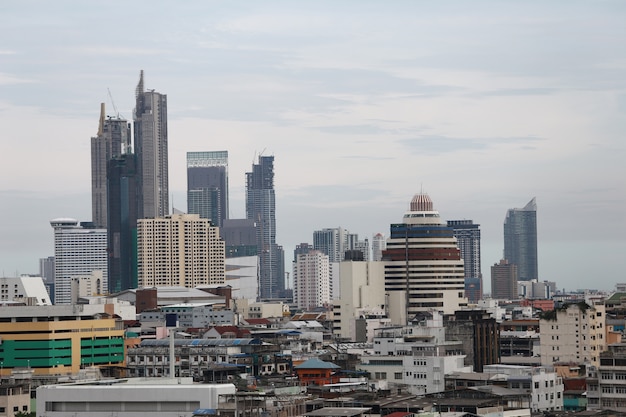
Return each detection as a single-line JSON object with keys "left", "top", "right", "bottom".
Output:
{"left": 395, "top": 372, "right": 402, "bottom": 380}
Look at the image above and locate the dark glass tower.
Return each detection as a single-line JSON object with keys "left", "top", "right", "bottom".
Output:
{"left": 134, "top": 70, "right": 168, "bottom": 219}
{"left": 187, "top": 151, "right": 229, "bottom": 227}
{"left": 245, "top": 155, "right": 284, "bottom": 299}
{"left": 107, "top": 154, "right": 140, "bottom": 293}
{"left": 447, "top": 219, "right": 482, "bottom": 303}
{"left": 503, "top": 198, "right": 538, "bottom": 281}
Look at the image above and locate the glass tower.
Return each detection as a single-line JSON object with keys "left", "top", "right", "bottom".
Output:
{"left": 503, "top": 198, "right": 538, "bottom": 282}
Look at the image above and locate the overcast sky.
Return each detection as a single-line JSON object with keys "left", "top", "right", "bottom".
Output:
{"left": 1, "top": 1, "right": 625, "bottom": 292}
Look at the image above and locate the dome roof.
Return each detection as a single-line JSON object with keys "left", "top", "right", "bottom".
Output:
{"left": 410, "top": 193, "right": 433, "bottom": 211}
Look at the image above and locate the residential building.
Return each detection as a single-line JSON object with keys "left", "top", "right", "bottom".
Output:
{"left": 518, "top": 279, "right": 556, "bottom": 299}
{"left": 383, "top": 193, "right": 467, "bottom": 324}
{"left": 107, "top": 153, "right": 140, "bottom": 293}
{"left": 587, "top": 342, "right": 626, "bottom": 412}
{"left": 36, "top": 378, "right": 235, "bottom": 417}
{"left": 447, "top": 220, "right": 482, "bottom": 303}
{"left": 293, "top": 250, "right": 330, "bottom": 310}
{"left": 245, "top": 155, "right": 284, "bottom": 299}
{"left": 503, "top": 198, "right": 538, "bottom": 281}
{"left": 539, "top": 302, "right": 606, "bottom": 368}
{"left": 0, "top": 382, "right": 30, "bottom": 417}
{"left": 187, "top": 151, "right": 229, "bottom": 227}
{"left": 332, "top": 260, "right": 387, "bottom": 342}
{"left": 371, "top": 233, "right": 386, "bottom": 262}
{"left": 491, "top": 259, "right": 518, "bottom": 300}
{"left": 91, "top": 103, "right": 131, "bottom": 228}
{"left": 138, "top": 303, "right": 235, "bottom": 328}
{"left": 0, "top": 305, "right": 124, "bottom": 376}
{"left": 137, "top": 214, "right": 225, "bottom": 288}
{"left": 134, "top": 70, "right": 169, "bottom": 218}
{"left": 313, "top": 227, "right": 347, "bottom": 263}
{"left": 50, "top": 218, "right": 108, "bottom": 304}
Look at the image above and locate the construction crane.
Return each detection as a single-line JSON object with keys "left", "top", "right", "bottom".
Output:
{"left": 107, "top": 88, "right": 121, "bottom": 118}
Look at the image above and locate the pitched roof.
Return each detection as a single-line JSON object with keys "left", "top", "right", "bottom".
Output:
{"left": 294, "top": 358, "right": 340, "bottom": 370}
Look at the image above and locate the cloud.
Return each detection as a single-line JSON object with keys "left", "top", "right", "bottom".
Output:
{"left": 398, "top": 135, "right": 544, "bottom": 154}
{"left": 0, "top": 72, "right": 37, "bottom": 86}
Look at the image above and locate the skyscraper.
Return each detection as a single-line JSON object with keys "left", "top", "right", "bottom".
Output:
{"left": 383, "top": 193, "right": 467, "bottom": 324}
{"left": 503, "top": 198, "right": 538, "bottom": 281}
{"left": 447, "top": 220, "right": 482, "bottom": 303}
{"left": 314, "top": 227, "right": 369, "bottom": 262}
{"left": 107, "top": 154, "right": 140, "bottom": 294}
{"left": 293, "top": 250, "right": 330, "bottom": 310}
{"left": 187, "top": 151, "right": 229, "bottom": 227}
{"left": 245, "top": 155, "right": 284, "bottom": 299}
{"left": 134, "top": 70, "right": 169, "bottom": 219}
{"left": 490, "top": 259, "right": 518, "bottom": 300}
{"left": 50, "top": 219, "right": 108, "bottom": 304}
{"left": 91, "top": 103, "right": 131, "bottom": 227}
{"left": 136, "top": 214, "right": 225, "bottom": 288}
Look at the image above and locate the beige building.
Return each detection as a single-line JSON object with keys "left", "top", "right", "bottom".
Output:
{"left": 137, "top": 214, "right": 225, "bottom": 288}
{"left": 332, "top": 260, "right": 387, "bottom": 342}
{"left": 539, "top": 302, "right": 606, "bottom": 367}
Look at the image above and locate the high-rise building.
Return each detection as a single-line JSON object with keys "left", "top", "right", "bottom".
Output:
{"left": 372, "top": 233, "right": 386, "bottom": 262}
{"left": 383, "top": 193, "right": 467, "bottom": 324}
{"left": 39, "top": 256, "right": 55, "bottom": 283}
{"left": 490, "top": 259, "right": 518, "bottom": 300}
{"left": 293, "top": 250, "right": 330, "bottom": 310}
{"left": 134, "top": 70, "right": 169, "bottom": 219}
{"left": 50, "top": 219, "right": 108, "bottom": 304}
{"left": 221, "top": 219, "right": 258, "bottom": 258}
{"left": 314, "top": 227, "right": 369, "bottom": 262}
{"left": 503, "top": 197, "right": 538, "bottom": 281}
{"left": 107, "top": 154, "right": 140, "bottom": 294}
{"left": 136, "top": 214, "right": 225, "bottom": 288}
{"left": 245, "top": 155, "right": 284, "bottom": 299}
{"left": 447, "top": 220, "right": 482, "bottom": 303}
{"left": 187, "top": 151, "right": 229, "bottom": 227}
{"left": 91, "top": 103, "right": 131, "bottom": 228}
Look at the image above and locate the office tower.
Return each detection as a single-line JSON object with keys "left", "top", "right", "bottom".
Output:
{"left": 50, "top": 219, "right": 108, "bottom": 304}
{"left": 383, "top": 193, "right": 467, "bottom": 324}
{"left": 221, "top": 219, "right": 258, "bottom": 258}
{"left": 503, "top": 197, "right": 538, "bottom": 281}
{"left": 293, "top": 250, "right": 330, "bottom": 310}
{"left": 490, "top": 259, "right": 518, "bottom": 300}
{"left": 39, "top": 256, "right": 55, "bottom": 283}
{"left": 187, "top": 151, "right": 229, "bottom": 227}
{"left": 447, "top": 220, "right": 483, "bottom": 303}
{"left": 107, "top": 154, "right": 140, "bottom": 294}
{"left": 134, "top": 70, "right": 169, "bottom": 218}
{"left": 91, "top": 103, "right": 131, "bottom": 227}
{"left": 245, "top": 155, "right": 284, "bottom": 299}
{"left": 372, "top": 233, "right": 386, "bottom": 261}
{"left": 313, "top": 227, "right": 347, "bottom": 263}
{"left": 136, "top": 214, "right": 225, "bottom": 288}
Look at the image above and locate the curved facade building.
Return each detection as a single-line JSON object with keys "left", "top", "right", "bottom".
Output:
{"left": 383, "top": 193, "right": 467, "bottom": 324}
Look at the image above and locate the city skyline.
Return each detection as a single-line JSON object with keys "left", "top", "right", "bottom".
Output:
{"left": 1, "top": 2, "right": 625, "bottom": 292}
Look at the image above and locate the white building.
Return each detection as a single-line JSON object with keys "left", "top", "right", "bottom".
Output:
{"left": 371, "top": 233, "right": 386, "bottom": 262}
{"left": 359, "top": 312, "right": 471, "bottom": 394}
{"left": 137, "top": 214, "right": 225, "bottom": 288}
{"left": 587, "top": 342, "right": 626, "bottom": 412}
{"left": 225, "top": 255, "right": 258, "bottom": 301}
{"left": 539, "top": 302, "right": 606, "bottom": 367}
{"left": 50, "top": 218, "right": 108, "bottom": 304}
{"left": 0, "top": 275, "right": 51, "bottom": 305}
{"left": 293, "top": 250, "right": 330, "bottom": 310}
{"left": 483, "top": 364, "right": 564, "bottom": 412}
{"left": 36, "top": 378, "right": 235, "bottom": 417}
{"left": 332, "top": 260, "right": 387, "bottom": 342}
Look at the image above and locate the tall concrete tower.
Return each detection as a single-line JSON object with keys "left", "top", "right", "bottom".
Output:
{"left": 91, "top": 103, "right": 131, "bottom": 227}
{"left": 383, "top": 193, "right": 467, "bottom": 324}
{"left": 134, "top": 70, "right": 169, "bottom": 219}
{"left": 503, "top": 198, "right": 538, "bottom": 281}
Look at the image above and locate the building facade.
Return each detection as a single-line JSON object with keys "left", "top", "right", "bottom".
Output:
{"left": 293, "top": 250, "right": 330, "bottom": 310}
{"left": 371, "top": 233, "right": 386, "bottom": 262}
{"left": 91, "top": 103, "right": 131, "bottom": 228}
{"left": 134, "top": 70, "right": 169, "bottom": 219}
{"left": 50, "top": 218, "right": 108, "bottom": 304}
{"left": 245, "top": 155, "right": 284, "bottom": 299}
{"left": 491, "top": 259, "right": 518, "bottom": 300}
{"left": 107, "top": 153, "right": 140, "bottom": 294}
{"left": 539, "top": 302, "right": 606, "bottom": 367}
{"left": 587, "top": 343, "right": 626, "bottom": 412}
{"left": 383, "top": 193, "right": 467, "bottom": 324}
{"left": 503, "top": 198, "right": 538, "bottom": 281}
{"left": 447, "top": 220, "right": 482, "bottom": 303}
{"left": 137, "top": 214, "right": 225, "bottom": 288}
{"left": 187, "top": 151, "right": 229, "bottom": 227}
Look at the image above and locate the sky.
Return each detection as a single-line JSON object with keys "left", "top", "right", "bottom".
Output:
{"left": 1, "top": 1, "right": 625, "bottom": 292}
